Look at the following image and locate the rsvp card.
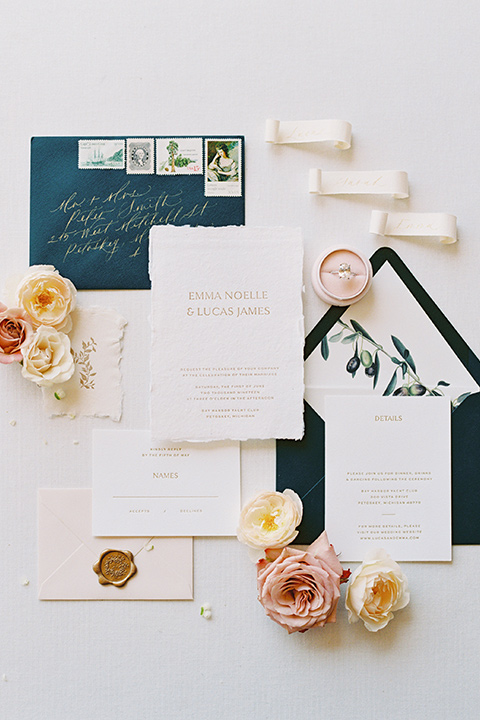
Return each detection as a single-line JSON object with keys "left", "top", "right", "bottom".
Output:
{"left": 149, "top": 226, "right": 304, "bottom": 442}
{"left": 325, "top": 396, "right": 451, "bottom": 561}
{"left": 92, "top": 430, "right": 240, "bottom": 536}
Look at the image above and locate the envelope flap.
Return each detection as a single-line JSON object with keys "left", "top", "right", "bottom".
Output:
{"left": 39, "top": 488, "right": 92, "bottom": 545}
{"left": 39, "top": 536, "right": 193, "bottom": 601}
{"left": 133, "top": 538, "right": 193, "bottom": 600}
{"left": 38, "top": 491, "right": 83, "bottom": 584}
{"left": 38, "top": 489, "right": 193, "bottom": 600}
{"left": 87, "top": 535, "right": 149, "bottom": 557}
{"left": 39, "top": 543, "right": 100, "bottom": 599}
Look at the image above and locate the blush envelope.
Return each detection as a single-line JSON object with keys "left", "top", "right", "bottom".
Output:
{"left": 38, "top": 489, "right": 193, "bottom": 600}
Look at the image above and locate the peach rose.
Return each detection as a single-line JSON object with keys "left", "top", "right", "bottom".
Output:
{"left": 0, "top": 303, "right": 34, "bottom": 364}
{"left": 15, "top": 265, "right": 76, "bottom": 331}
{"left": 345, "top": 548, "right": 410, "bottom": 632}
{"left": 257, "top": 531, "right": 342, "bottom": 633}
{"left": 21, "top": 326, "right": 75, "bottom": 387}
{"left": 237, "top": 489, "right": 303, "bottom": 550}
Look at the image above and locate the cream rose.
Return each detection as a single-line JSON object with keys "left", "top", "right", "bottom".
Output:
{"left": 345, "top": 548, "right": 410, "bottom": 632}
{"left": 15, "top": 265, "right": 76, "bottom": 330}
{"left": 0, "top": 303, "right": 34, "bottom": 364}
{"left": 237, "top": 489, "right": 303, "bottom": 549}
{"left": 257, "top": 531, "right": 342, "bottom": 633}
{"left": 21, "top": 326, "right": 75, "bottom": 387}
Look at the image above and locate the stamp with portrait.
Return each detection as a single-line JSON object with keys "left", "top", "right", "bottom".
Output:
{"left": 126, "top": 138, "right": 154, "bottom": 174}
{"left": 78, "top": 139, "right": 125, "bottom": 170}
{"left": 205, "top": 139, "right": 242, "bottom": 196}
{"left": 156, "top": 138, "right": 203, "bottom": 175}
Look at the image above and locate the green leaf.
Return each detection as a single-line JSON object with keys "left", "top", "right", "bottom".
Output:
{"left": 430, "top": 389, "right": 441, "bottom": 396}
{"left": 404, "top": 352, "right": 416, "bottom": 373}
{"left": 391, "top": 357, "right": 402, "bottom": 365}
{"left": 350, "top": 319, "right": 375, "bottom": 343}
{"left": 373, "top": 352, "right": 380, "bottom": 389}
{"left": 391, "top": 335, "right": 409, "bottom": 359}
{"left": 321, "top": 336, "right": 329, "bottom": 360}
{"left": 401, "top": 362, "right": 408, "bottom": 378}
{"left": 383, "top": 369, "right": 398, "bottom": 396}
{"left": 328, "top": 330, "right": 344, "bottom": 342}
{"left": 437, "top": 380, "right": 450, "bottom": 387}
{"left": 341, "top": 333, "right": 358, "bottom": 344}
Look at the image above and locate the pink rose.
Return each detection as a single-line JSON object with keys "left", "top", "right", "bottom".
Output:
{"left": 0, "top": 303, "right": 34, "bottom": 364}
{"left": 257, "top": 531, "right": 343, "bottom": 634}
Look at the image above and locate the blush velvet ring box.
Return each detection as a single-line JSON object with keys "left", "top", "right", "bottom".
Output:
{"left": 311, "top": 246, "right": 373, "bottom": 306}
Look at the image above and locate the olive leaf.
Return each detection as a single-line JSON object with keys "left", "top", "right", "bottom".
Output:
{"left": 350, "top": 319, "right": 375, "bottom": 343}
{"left": 430, "top": 389, "right": 441, "bottom": 396}
{"left": 391, "top": 335, "right": 416, "bottom": 373}
{"left": 383, "top": 368, "right": 398, "bottom": 396}
{"left": 341, "top": 333, "right": 358, "bottom": 344}
{"left": 404, "top": 353, "right": 416, "bottom": 373}
{"left": 437, "top": 380, "right": 450, "bottom": 387}
{"left": 328, "top": 330, "right": 344, "bottom": 342}
{"left": 391, "top": 335, "right": 409, "bottom": 358}
{"left": 373, "top": 352, "right": 380, "bottom": 389}
{"left": 321, "top": 336, "right": 329, "bottom": 360}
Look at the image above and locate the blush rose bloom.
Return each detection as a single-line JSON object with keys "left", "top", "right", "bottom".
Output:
{"left": 345, "top": 548, "right": 410, "bottom": 632}
{"left": 257, "top": 531, "right": 342, "bottom": 633}
{"left": 0, "top": 303, "right": 34, "bottom": 364}
{"left": 237, "top": 489, "right": 303, "bottom": 550}
{"left": 21, "top": 326, "right": 75, "bottom": 387}
{"left": 15, "top": 265, "right": 76, "bottom": 331}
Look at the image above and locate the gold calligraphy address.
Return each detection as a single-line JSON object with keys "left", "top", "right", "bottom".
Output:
{"left": 49, "top": 182, "right": 210, "bottom": 263}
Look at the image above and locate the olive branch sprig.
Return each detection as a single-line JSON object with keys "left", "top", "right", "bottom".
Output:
{"left": 321, "top": 319, "right": 453, "bottom": 398}
{"left": 72, "top": 337, "right": 97, "bottom": 390}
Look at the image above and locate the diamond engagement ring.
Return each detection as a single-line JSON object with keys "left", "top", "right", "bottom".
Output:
{"left": 330, "top": 262, "right": 357, "bottom": 279}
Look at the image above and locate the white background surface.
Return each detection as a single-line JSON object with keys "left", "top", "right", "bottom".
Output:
{"left": 1, "top": 2, "right": 479, "bottom": 718}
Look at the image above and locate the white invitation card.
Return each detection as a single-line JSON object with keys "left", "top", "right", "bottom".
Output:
{"left": 92, "top": 430, "right": 240, "bottom": 536}
{"left": 325, "top": 396, "right": 451, "bottom": 561}
{"left": 149, "top": 226, "right": 304, "bottom": 442}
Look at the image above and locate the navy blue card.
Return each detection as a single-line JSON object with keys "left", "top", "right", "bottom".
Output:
{"left": 30, "top": 136, "right": 245, "bottom": 289}
{"left": 277, "top": 248, "right": 480, "bottom": 545}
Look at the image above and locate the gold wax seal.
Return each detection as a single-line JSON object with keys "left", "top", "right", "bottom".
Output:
{"left": 93, "top": 549, "right": 137, "bottom": 587}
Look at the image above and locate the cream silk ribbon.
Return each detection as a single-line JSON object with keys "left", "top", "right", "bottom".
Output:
{"left": 370, "top": 211, "right": 457, "bottom": 244}
{"left": 265, "top": 119, "right": 352, "bottom": 149}
{"left": 309, "top": 169, "right": 409, "bottom": 198}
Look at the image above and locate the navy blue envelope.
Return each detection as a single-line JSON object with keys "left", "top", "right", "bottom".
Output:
{"left": 277, "top": 247, "right": 480, "bottom": 545}
{"left": 30, "top": 136, "right": 245, "bottom": 289}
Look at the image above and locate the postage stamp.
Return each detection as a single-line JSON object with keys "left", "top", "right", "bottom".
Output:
{"left": 205, "top": 139, "right": 242, "bottom": 196}
{"left": 156, "top": 138, "right": 203, "bottom": 175}
{"left": 78, "top": 140, "right": 125, "bottom": 170}
{"left": 126, "top": 138, "right": 154, "bottom": 174}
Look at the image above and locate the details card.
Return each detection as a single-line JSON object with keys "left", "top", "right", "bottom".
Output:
{"left": 149, "top": 225, "right": 304, "bottom": 442}
{"left": 92, "top": 430, "right": 240, "bottom": 537}
{"left": 325, "top": 396, "right": 451, "bottom": 561}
